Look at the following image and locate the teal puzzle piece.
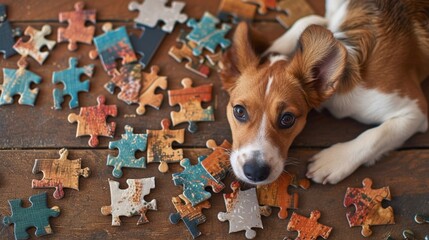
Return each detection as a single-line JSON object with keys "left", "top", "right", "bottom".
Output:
{"left": 186, "top": 12, "right": 231, "bottom": 56}
{"left": 107, "top": 125, "right": 148, "bottom": 178}
{"left": 0, "top": 66, "right": 41, "bottom": 106}
{"left": 52, "top": 57, "right": 94, "bottom": 109}
{"left": 3, "top": 192, "right": 61, "bottom": 240}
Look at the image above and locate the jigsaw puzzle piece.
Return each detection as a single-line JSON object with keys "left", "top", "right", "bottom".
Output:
{"left": 101, "top": 178, "right": 157, "bottom": 226}
{"left": 343, "top": 178, "right": 395, "bottom": 237}
{"left": 146, "top": 118, "right": 184, "bottom": 173}
{"left": 58, "top": 1, "right": 96, "bottom": 51}
{"left": 415, "top": 214, "right": 429, "bottom": 224}
{"left": 205, "top": 51, "right": 223, "bottom": 72}
{"left": 0, "top": 4, "right": 20, "bottom": 58}
{"left": 104, "top": 63, "right": 142, "bottom": 104}
{"left": 218, "top": 181, "right": 263, "bottom": 239}
{"left": 136, "top": 65, "right": 168, "bottom": 115}
{"left": 130, "top": 24, "right": 166, "bottom": 68}
{"left": 217, "top": 0, "right": 257, "bottom": 23}
{"left": 13, "top": 25, "right": 56, "bottom": 65}
{"left": 200, "top": 139, "right": 232, "bottom": 183}
{"left": 169, "top": 194, "right": 211, "bottom": 239}
{"left": 242, "top": 0, "right": 276, "bottom": 15}
{"left": 275, "top": 0, "right": 315, "bottom": 29}
{"left": 0, "top": 60, "right": 42, "bottom": 106}
{"left": 172, "top": 157, "right": 225, "bottom": 206}
{"left": 107, "top": 125, "right": 148, "bottom": 178}
{"left": 68, "top": 95, "right": 117, "bottom": 147}
{"left": 90, "top": 23, "right": 137, "bottom": 76}
{"left": 186, "top": 12, "right": 231, "bottom": 56}
{"left": 168, "top": 78, "right": 214, "bottom": 133}
{"left": 169, "top": 30, "right": 210, "bottom": 78}
{"left": 52, "top": 57, "right": 93, "bottom": 109}
{"left": 128, "top": 0, "right": 187, "bottom": 33}
{"left": 3, "top": 193, "right": 61, "bottom": 240}
{"left": 286, "top": 210, "right": 333, "bottom": 240}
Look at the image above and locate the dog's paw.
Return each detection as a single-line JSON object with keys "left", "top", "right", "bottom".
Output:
{"left": 306, "top": 142, "right": 361, "bottom": 184}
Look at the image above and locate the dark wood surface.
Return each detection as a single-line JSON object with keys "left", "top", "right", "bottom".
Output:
{"left": 0, "top": 0, "right": 428, "bottom": 239}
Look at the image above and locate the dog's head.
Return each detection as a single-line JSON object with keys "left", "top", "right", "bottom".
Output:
{"left": 221, "top": 22, "right": 347, "bottom": 185}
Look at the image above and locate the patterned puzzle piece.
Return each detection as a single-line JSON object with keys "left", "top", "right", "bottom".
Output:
{"left": 205, "top": 51, "right": 223, "bottom": 72}
{"left": 52, "top": 57, "right": 94, "bottom": 109}
{"left": 137, "top": 65, "right": 168, "bottom": 115}
{"left": 58, "top": 1, "right": 96, "bottom": 51}
{"left": 242, "top": 0, "right": 277, "bottom": 15}
{"left": 201, "top": 139, "right": 231, "bottom": 182}
{"left": 172, "top": 157, "right": 225, "bottom": 207}
{"left": 68, "top": 95, "right": 117, "bottom": 147}
{"left": 168, "top": 78, "right": 214, "bottom": 133}
{"left": 344, "top": 178, "right": 395, "bottom": 237}
{"left": 146, "top": 118, "right": 184, "bottom": 173}
{"left": 286, "top": 210, "right": 333, "bottom": 240}
{"left": 104, "top": 63, "right": 142, "bottom": 104}
{"left": 107, "top": 125, "right": 147, "bottom": 178}
{"left": 101, "top": 178, "right": 157, "bottom": 226}
{"left": 217, "top": 0, "right": 257, "bottom": 23}
{"left": 276, "top": 0, "right": 315, "bottom": 29}
{"left": 218, "top": 181, "right": 263, "bottom": 239}
{"left": 0, "top": 4, "right": 20, "bottom": 58}
{"left": 169, "top": 194, "right": 211, "bottom": 239}
{"left": 169, "top": 30, "right": 210, "bottom": 78}
{"left": 3, "top": 193, "right": 60, "bottom": 240}
{"left": 13, "top": 25, "right": 56, "bottom": 65}
{"left": 0, "top": 59, "right": 41, "bottom": 106}
{"left": 128, "top": 0, "right": 188, "bottom": 33}
{"left": 130, "top": 24, "right": 166, "bottom": 68}
{"left": 186, "top": 12, "right": 231, "bottom": 56}
{"left": 32, "top": 148, "right": 90, "bottom": 199}
{"left": 89, "top": 23, "right": 137, "bottom": 76}
{"left": 257, "top": 172, "right": 310, "bottom": 219}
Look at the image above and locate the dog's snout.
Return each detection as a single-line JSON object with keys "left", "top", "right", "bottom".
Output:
{"left": 243, "top": 160, "right": 271, "bottom": 182}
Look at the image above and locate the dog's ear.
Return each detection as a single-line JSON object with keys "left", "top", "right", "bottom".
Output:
{"left": 221, "top": 22, "right": 269, "bottom": 93}
{"left": 289, "top": 25, "right": 347, "bottom": 108}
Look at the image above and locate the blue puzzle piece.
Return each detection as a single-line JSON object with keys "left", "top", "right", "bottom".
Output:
{"left": 107, "top": 125, "right": 148, "bottom": 178}
{"left": 52, "top": 57, "right": 94, "bottom": 109}
{"left": 0, "top": 4, "right": 19, "bottom": 58}
{"left": 186, "top": 12, "right": 231, "bottom": 56}
{"left": 170, "top": 212, "right": 205, "bottom": 239}
{"left": 172, "top": 157, "right": 225, "bottom": 206}
{"left": 130, "top": 24, "right": 166, "bottom": 69}
{"left": 0, "top": 66, "right": 41, "bottom": 106}
{"left": 3, "top": 192, "right": 61, "bottom": 240}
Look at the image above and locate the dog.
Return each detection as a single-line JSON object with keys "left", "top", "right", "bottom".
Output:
{"left": 220, "top": 0, "right": 429, "bottom": 185}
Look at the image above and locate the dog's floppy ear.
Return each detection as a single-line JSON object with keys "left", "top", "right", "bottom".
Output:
{"left": 290, "top": 25, "right": 347, "bottom": 108}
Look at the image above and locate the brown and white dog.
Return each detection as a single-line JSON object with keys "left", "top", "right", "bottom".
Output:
{"left": 221, "top": 0, "right": 429, "bottom": 185}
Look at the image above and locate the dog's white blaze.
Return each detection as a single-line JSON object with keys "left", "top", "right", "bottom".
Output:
{"left": 265, "top": 76, "right": 274, "bottom": 96}
{"left": 269, "top": 55, "right": 288, "bottom": 66}
{"left": 327, "top": 0, "right": 349, "bottom": 33}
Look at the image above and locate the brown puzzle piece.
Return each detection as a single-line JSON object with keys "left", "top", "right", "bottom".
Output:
{"left": 344, "top": 178, "right": 395, "bottom": 237}
{"left": 276, "top": 0, "right": 315, "bottom": 29}
{"left": 58, "top": 1, "right": 96, "bottom": 51}
{"left": 218, "top": 0, "right": 257, "bottom": 21}
{"left": 146, "top": 118, "right": 184, "bottom": 173}
{"left": 106, "top": 63, "right": 142, "bottom": 104}
{"left": 68, "top": 95, "right": 117, "bottom": 147}
{"left": 205, "top": 51, "right": 223, "bottom": 72}
{"left": 242, "top": 0, "right": 276, "bottom": 15}
{"left": 32, "top": 148, "right": 90, "bottom": 199}
{"left": 257, "top": 172, "right": 310, "bottom": 219}
{"left": 287, "top": 210, "right": 333, "bottom": 240}
{"left": 201, "top": 139, "right": 232, "bottom": 183}
{"left": 136, "top": 65, "right": 168, "bottom": 115}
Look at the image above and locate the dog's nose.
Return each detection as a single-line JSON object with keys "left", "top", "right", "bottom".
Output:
{"left": 243, "top": 161, "right": 271, "bottom": 182}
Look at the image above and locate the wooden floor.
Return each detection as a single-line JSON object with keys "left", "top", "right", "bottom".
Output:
{"left": 0, "top": 0, "right": 428, "bottom": 239}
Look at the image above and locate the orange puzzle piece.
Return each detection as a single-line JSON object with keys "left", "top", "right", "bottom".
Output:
{"left": 136, "top": 65, "right": 168, "bottom": 115}
{"left": 287, "top": 210, "right": 333, "bottom": 240}
{"left": 201, "top": 139, "right": 232, "bottom": 183}
{"left": 276, "top": 0, "right": 315, "bottom": 29}
{"left": 242, "top": 0, "right": 276, "bottom": 15}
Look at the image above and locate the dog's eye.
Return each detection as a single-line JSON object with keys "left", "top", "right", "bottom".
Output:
{"left": 279, "top": 112, "right": 295, "bottom": 129}
{"left": 233, "top": 105, "right": 248, "bottom": 122}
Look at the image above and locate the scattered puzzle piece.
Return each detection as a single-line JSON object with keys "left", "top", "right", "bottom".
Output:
{"left": 415, "top": 214, "right": 429, "bottom": 224}
{"left": 58, "top": 1, "right": 96, "bottom": 51}
{"left": 89, "top": 23, "right": 137, "bottom": 76}
{"left": 0, "top": 59, "right": 41, "bottom": 106}
{"left": 186, "top": 12, "right": 231, "bottom": 56}
{"left": 168, "top": 78, "right": 214, "bottom": 133}
{"left": 275, "top": 0, "right": 315, "bottom": 29}
{"left": 146, "top": 118, "right": 184, "bottom": 173}
{"left": 0, "top": 4, "right": 20, "bottom": 58}
{"left": 169, "top": 30, "right": 210, "bottom": 78}
{"left": 242, "top": 0, "right": 276, "bottom": 15}
{"left": 13, "top": 25, "right": 56, "bottom": 65}
{"left": 286, "top": 210, "right": 333, "bottom": 240}
{"left": 201, "top": 139, "right": 231, "bottom": 183}
{"left": 104, "top": 63, "right": 142, "bottom": 104}
{"left": 32, "top": 148, "right": 90, "bottom": 199}
{"left": 402, "top": 230, "right": 416, "bottom": 240}
{"left": 217, "top": 0, "right": 257, "bottom": 23}
{"left": 136, "top": 65, "right": 168, "bottom": 115}
{"left": 101, "top": 178, "right": 157, "bottom": 226}
{"left": 205, "top": 51, "right": 223, "bottom": 72}
{"left": 68, "top": 95, "right": 117, "bottom": 147}
{"left": 107, "top": 125, "right": 147, "bottom": 178}
{"left": 128, "top": 0, "right": 188, "bottom": 33}
{"left": 3, "top": 193, "right": 61, "bottom": 240}
{"left": 130, "top": 24, "right": 166, "bottom": 68}
{"left": 172, "top": 157, "right": 225, "bottom": 207}
{"left": 52, "top": 57, "right": 94, "bottom": 110}
{"left": 169, "top": 194, "right": 211, "bottom": 239}
{"left": 257, "top": 172, "right": 310, "bottom": 219}
{"left": 344, "top": 178, "right": 395, "bottom": 237}
{"left": 218, "top": 181, "right": 263, "bottom": 239}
